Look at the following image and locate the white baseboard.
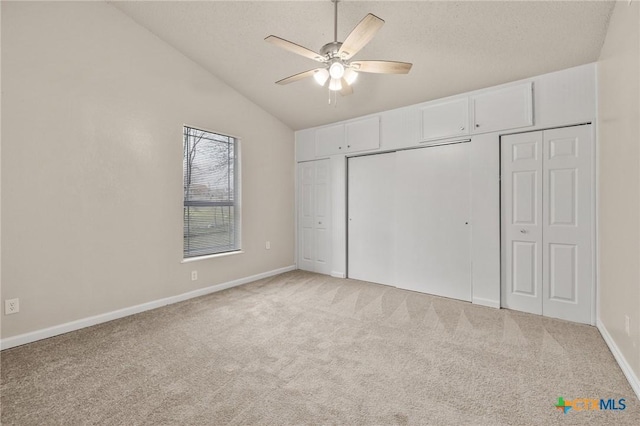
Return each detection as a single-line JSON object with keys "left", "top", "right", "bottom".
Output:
{"left": 472, "top": 297, "right": 500, "bottom": 309}
{"left": 597, "top": 319, "right": 640, "bottom": 400}
{"left": 0, "top": 265, "right": 296, "bottom": 351}
{"left": 331, "top": 271, "right": 346, "bottom": 278}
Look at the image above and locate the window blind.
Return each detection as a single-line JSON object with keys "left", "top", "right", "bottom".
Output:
{"left": 183, "top": 126, "right": 239, "bottom": 258}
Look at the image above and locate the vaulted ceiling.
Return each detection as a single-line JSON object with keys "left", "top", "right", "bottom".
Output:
{"left": 111, "top": 1, "right": 614, "bottom": 130}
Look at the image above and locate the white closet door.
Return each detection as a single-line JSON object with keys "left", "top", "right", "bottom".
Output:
{"left": 501, "top": 131, "right": 544, "bottom": 315}
{"left": 542, "top": 125, "right": 592, "bottom": 324}
{"left": 348, "top": 152, "right": 396, "bottom": 285}
{"left": 395, "top": 143, "right": 472, "bottom": 301}
{"left": 298, "top": 162, "right": 315, "bottom": 272}
{"left": 314, "top": 160, "right": 332, "bottom": 275}
{"left": 297, "top": 159, "right": 331, "bottom": 274}
{"left": 502, "top": 125, "right": 593, "bottom": 324}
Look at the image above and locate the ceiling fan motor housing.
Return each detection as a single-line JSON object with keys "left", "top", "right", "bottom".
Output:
{"left": 320, "top": 41, "right": 343, "bottom": 59}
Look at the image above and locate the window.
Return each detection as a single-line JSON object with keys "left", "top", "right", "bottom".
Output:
{"left": 183, "top": 126, "right": 239, "bottom": 258}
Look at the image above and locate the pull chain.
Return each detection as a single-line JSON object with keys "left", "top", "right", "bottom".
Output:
{"left": 328, "top": 87, "right": 338, "bottom": 107}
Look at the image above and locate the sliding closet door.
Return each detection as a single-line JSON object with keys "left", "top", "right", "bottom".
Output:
{"left": 348, "top": 152, "right": 396, "bottom": 284}
{"left": 348, "top": 143, "right": 472, "bottom": 301}
{"left": 395, "top": 143, "right": 472, "bottom": 301}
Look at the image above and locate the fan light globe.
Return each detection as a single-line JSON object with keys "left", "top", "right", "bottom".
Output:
{"left": 314, "top": 68, "right": 330, "bottom": 86}
{"left": 329, "top": 78, "right": 342, "bottom": 91}
{"left": 344, "top": 68, "right": 358, "bottom": 85}
{"left": 329, "top": 62, "right": 345, "bottom": 79}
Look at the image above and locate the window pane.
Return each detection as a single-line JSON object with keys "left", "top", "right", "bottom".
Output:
{"left": 183, "top": 206, "right": 236, "bottom": 257}
{"left": 183, "top": 126, "right": 239, "bottom": 257}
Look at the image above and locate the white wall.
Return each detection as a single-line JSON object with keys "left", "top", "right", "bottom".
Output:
{"left": 597, "top": 0, "right": 640, "bottom": 392}
{"left": 0, "top": 3, "right": 3, "bottom": 338}
{"left": 297, "top": 64, "right": 597, "bottom": 309}
{"left": 0, "top": 1, "right": 295, "bottom": 340}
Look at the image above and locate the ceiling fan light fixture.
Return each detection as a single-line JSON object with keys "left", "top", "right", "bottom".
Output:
{"left": 314, "top": 68, "right": 330, "bottom": 86}
{"left": 329, "top": 62, "right": 345, "bottom": 79}
{"left": 329, "top": 77, "right": 342, "bottom": 91}
{"left": 344, "top": 67, "right": 358, "bottom": 85}
{"left": 266, "top": 1, "right": 412, "bottom": 98}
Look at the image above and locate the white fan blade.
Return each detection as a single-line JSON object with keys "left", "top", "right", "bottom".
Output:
{"left": 338, "top": 14, "right": 384, "bottom": 60}
{"left": 265, "top": 35, "right": 325, "bottom": 62}
{"left": 340, "top": 78, "right": 353, "bottom": 96}
{"left": 276, "top": 68, "right": 323, "bottom": 85}
{"left": 350, "top": 60, "right": 412, "bottom": 74}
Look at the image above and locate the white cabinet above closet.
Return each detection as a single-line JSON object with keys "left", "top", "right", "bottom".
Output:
{"left": 315, "top": 124, "right": 345, "bottom": 157}
{"left": 315, "top": 116, "right": 380, "bottom": 157}
{"left": 471, "top": 82, "right": 534, "bottom": 134}
{"left": 419, "top": 98, "right": 469, "bottom": 142}
{"left": 345, "top": 116, "right": 380, "bottom": 153}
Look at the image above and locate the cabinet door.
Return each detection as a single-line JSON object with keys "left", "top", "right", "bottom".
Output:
{"left": 419, "top": 98, "right": 469, "bottom": 142}
{"left": 380, "top": 107, "right": 413, "bottom": 150}
{"left": 315, "top": 124, "right": 344, "bottom": 157}
{"left": 472, "top": 82, "right": 533, "bottom": 134}
{"left": 295, "top": 129, "right": 315, "bottom": 162}
{"left": 345, "top": 116, "right": 380, "bottom": 153}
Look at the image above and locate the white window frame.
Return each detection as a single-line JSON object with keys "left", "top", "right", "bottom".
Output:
{"left": 182, "top": 125, "right": 242, "bottom": 260}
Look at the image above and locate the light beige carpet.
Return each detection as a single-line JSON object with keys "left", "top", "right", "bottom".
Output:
{"left": 1, "top": 270, "right": 638, "bottom": 425}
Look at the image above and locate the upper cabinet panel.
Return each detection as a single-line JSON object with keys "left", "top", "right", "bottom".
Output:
{"left": 345, "top": 116, "right": 380, "bottom": 153}
{"left": 471, "top": 82, "right": 534, "bottom": 134}
{"left": 314, "top": 116, "right": 380, "bottom": 157}
{"left": 296, "top": 128, "right": 316, "bottom": 162}
{"left": 419, "top": 98, "right": 469, "bottom": 142}
{"left": 315, "top": 124, "right": 345, "bottom": 157}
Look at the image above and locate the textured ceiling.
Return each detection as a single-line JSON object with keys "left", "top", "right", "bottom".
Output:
{"left": 110, "top": 1, "right": 614, "bottom": 130}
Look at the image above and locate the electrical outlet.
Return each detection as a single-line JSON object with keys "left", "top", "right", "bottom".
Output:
{"left": 266, "top": 241, "right": 271, "bottom": 250}
{"left": 625, "top": 315, "right": 630, "bottom": 336}
{"left": 191, "top": 270, "right": 198, "bottom": 281}
{"left": 5, "top": 298, "right": 19, "bottom": 315}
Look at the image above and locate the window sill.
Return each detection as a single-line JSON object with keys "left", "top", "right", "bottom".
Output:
{"left": 181, "top": 250, "right": 244, "bottom": 263}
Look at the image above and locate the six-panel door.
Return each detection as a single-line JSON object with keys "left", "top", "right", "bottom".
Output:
{"left": 501, "top": 131, "right": 544, "bottom": 315}
{"left": 501, "top": 125, "right": 593, "bottom": 324}
{"left": 542, "top": 125, "right": 593, "bottom": 324}
{"left": 298, "top": 159, "right": 332, "bottom": 275}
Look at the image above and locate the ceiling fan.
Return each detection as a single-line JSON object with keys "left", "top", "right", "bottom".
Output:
{"left": 265, "top": 0, "right": 412, "bottom": 96}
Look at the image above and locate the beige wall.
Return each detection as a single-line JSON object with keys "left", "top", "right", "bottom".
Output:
{"left": 0, "top": 1, "right": 295, "bottom": 338}
{"left": 0, "top": 3, "right": 3, "bottom": 337}
{"left": 598, "top": 0, "right": 640, "bottom": 378}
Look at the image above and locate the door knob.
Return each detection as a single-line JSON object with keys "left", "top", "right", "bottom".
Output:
{"left": 318, "top": 221, "right": 322, "bottom": 225}
{"left": 460, "top": 126, "right": 465, "bottom": 131}
{"left": 520, "top": 229, "right": 527, "bottom": 234}
{"left": 475, "top": 124, "right": 480, "bottom": 128}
